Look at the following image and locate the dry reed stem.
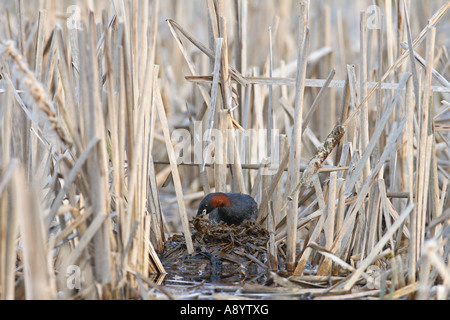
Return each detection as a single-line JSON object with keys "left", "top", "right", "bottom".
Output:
{"left": 202, "top": 38, "right": 223, "bottom": 172}
{"left": 316, "top": 171, "right": 338, "bottom": 276}
{"left": 154, "top": 69, "right": 194, "bottom": 254}
{"left": 342, "top": 203, "right": 414, "bottom": 291}
{"left": 330, "top": 118, "right": 407, "bottom": 257}
{"left": 342, "top": 1, "right": 450, "bottom": 129}
{"left": 14, "top": 165, "right": 56, "bottom": 299}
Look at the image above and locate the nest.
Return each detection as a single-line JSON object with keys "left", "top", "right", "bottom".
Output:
{"left": 161, "top": 216, "right": 271, "bottom": 283}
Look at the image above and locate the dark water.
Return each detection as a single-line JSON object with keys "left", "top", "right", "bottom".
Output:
{"left": 157, "top": 255, "right": 318, "bottom": 300}
{"left": 163, "top": 261, "right": 268, "bottom": 285}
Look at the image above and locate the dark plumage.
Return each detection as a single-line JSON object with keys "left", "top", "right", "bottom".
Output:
{"left": 196, "top": 192, "right": 259, "bottom": 226}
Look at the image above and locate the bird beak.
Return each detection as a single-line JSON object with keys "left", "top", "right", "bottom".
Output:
{"left": 197, "top": 209, "right": 206, "bottom": 217}
{"left": 197, "top": 208, "right": 207, "bottom": 217}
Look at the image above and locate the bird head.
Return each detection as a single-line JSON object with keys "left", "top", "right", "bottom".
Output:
{"left": 196, "top": 192, "right": 231, "bottom": 217}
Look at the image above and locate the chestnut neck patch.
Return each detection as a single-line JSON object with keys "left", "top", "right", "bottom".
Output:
{"left": 210, "top": 193, "right": 231, "bottom": 208}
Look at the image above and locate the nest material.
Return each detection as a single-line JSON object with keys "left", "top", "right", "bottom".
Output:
{"left": 191, "top": 215, "right": 269, "bottom": 245}
{"left": 161, "top": 216, "right": 271, "bottom": 282}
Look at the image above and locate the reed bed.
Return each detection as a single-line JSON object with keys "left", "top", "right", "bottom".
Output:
{"left": 0, "top": 0, "right": 449, "bottom": 300}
